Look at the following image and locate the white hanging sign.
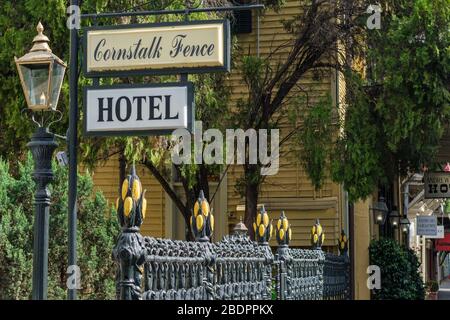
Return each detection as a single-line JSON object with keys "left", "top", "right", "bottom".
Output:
{"left": 83, "top": 83, "right": 194, "bottom": 136}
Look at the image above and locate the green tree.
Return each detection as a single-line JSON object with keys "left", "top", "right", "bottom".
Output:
{"left": 288, "top": 0, "right": 449, "bottom": 203}
{"left": 0, "top": 154, "right": 119, "bottom": 299}
{"left": 0, "top": 0, "right": 233, "bottom": 240}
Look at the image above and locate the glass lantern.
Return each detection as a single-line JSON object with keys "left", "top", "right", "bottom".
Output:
{"left": 15, "top": 22, "right": 66, "bottom": 111}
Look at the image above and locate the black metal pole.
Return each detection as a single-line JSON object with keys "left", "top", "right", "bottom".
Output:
{"left": 68, "top": 0, "right": 79, "bottom": 300}
{"left": 28, "top": 127, "right": 58, "bottom": 300}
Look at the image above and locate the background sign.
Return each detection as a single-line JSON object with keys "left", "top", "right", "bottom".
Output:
{"left": 424, "top": 172, "right": 450, "bottom": 199}
{"left": 416, "top": 215, "right": 438, "bottom": 236}
{"left": 84, "top": 20, "right": 230, "bottom": 77}
{"left": 83, "top": 83, "right": 194, "bottom": 136}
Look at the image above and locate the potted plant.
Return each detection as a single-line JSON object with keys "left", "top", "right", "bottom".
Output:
{"left": 426, "top": 281, "right": 439, "bottom": 300}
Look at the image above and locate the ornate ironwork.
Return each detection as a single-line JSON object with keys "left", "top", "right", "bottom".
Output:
{"left": 253, "top": 205, "right": 273, "bottom": 245}
{"left": 190, "top": 190, "right": 214, "bottom": 242}
{"left": 323, "top": 253, "right": 350, "bottom": 300}
{"left": 338, "top": 229, "right": 348, "bottom": 256}
{"left": 112, "top": 165, "right": 147, "bottom": 300}
{"left": 113, "top": 191, "right": 350, "bottom": 300}
{"left": 311, "top": 219, "right": 325, "bottom": 249}
{"left": 27, "top": 127, "right": 58, "bottom": 299}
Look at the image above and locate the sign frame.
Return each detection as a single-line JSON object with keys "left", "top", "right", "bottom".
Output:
{"left": 82, "top": 82, "right": 194, "bottom": 137}
{"left": 425, "top": 225, "right": 445, "bottom": 239}
{"left": 424, "top": 171, "right": 450, "bottom": 199}
{"left": 416, "top": 215, "right": 438, "bottom": 236}
{"left": 82, "top": 19, "right": 231, "bottom": 78}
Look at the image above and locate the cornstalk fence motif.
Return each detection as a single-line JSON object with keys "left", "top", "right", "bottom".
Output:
{"left": 113, "top": 167, "right": 350, "bottom": 300}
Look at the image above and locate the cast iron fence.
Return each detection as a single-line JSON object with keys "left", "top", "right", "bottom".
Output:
{"left": 113, "top": 168, "right": 350, "bottom": 300}
{"left": 113, "top": 231, "right": 350, "bottom": 300}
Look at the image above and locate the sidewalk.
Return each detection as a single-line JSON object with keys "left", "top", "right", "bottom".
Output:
{"left": 438, "top": 278, "right": 450, "bottom": 300}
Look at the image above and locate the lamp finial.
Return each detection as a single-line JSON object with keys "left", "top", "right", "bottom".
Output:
{"left": 31, "top": 22, "right": 51, "bottom": 53}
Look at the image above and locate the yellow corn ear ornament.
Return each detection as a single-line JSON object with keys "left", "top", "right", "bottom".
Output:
{"left": 194, "top": 201, "right": 200, "bottom": 217}
{"left": 121, "top": 179, "right": 129, "bottom": 200}
{"left": 263, "top": 213, "right": 269, "bottom": 227}
{"left": 283, "top": 218, "right": 288, "bottom": 231}
{"left": 256, "top": 213, "right": 262, "bottom": 226}
{"left": 253, "top": 222, "right": 257, "bottom": 233}
{"left": 196, "top": 214, "right": 204, "bottom": 231}
{"left": 311, "top": 226, "right": 316, "bottom": 235}
{"left": 124, "top": 197, "right": 133, "bottom": 217}
{"left": 279, "top": 228, "right": 285, "bottom": 240}
{"left": 210, "top": 215, "right": 214, "bottom": 232}
{"left": 142, "top": 198, "right": 147, "bottom": 219}
{"left": 313, "top": 234, "right": 318, "bottom": 243}
{"left": 115, "top": 197, "right": 120, "bottom": 210}
{"left": 201, "top": 201, "right": 210, "bottom": 216}
{"left": 277, "top": 219, "right": 281, "bottom": 230}
{"left": 270, "top": 224, "right": 273, "bottom": 238}
{"left": 288, "top": 228, "right": 292, "bottom": 241}
{"left": 317, "top": 224, "right": 323, "bottom": 236}
{"left": 132, "top": 179, "right": 141, "bottom": 201}
{"left": 259, "top": 224, "right": 265, "bottom": 238}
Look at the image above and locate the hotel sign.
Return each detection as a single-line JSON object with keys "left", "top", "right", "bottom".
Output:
{"left": 83, "top": 83, "right": 194, "bottom": 136}
{"left": 424, "top": 172, "right": 450, "bottom": 199}
{"left": 84, "top": 20, "right": 230, "bottom": 77}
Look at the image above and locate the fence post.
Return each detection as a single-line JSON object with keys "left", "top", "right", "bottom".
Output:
{"left": 275, "top": 211, "right": 292, "bottom": 300}
{"left": 112, "top": 165, "right": 146, "bottom": 300}
{"left": 253, "top": 206, "right": 274, "bottom": 300}
{"left": 338, "top": 229, "right": 350, "bottom": 300}
{"left": 191, "top": 191, "right": 216, "bottom": 299}
{"left": 311, "top": 219, "right": 325, "bottom": 299}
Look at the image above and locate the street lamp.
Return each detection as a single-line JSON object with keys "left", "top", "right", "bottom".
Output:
{"left": 389, "top": 210, "right": 400, "bottom": 229}
{"left": 14, "top": 22, "right": 66, "bottom": 300}
{"left": 15, "top": 22, "right": 66, "bottom": 112}
{"left": 370, "top": 196, "right": 389, "bottom": 237}
{"left": 400, "top": 217, "right": 411, "bottom": 234}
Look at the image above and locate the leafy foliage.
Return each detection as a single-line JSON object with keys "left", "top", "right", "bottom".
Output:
{"left": 291, "top": 0, "right": 450, "bottom": 202}
{"left": 289, "top": 94, "right": 335, "bottom": 190}
{"left": 369, "top": 238, "right": 425, "bottom": 300}
{"left": 0, "top": 155, "right": 119, "bottom": 299}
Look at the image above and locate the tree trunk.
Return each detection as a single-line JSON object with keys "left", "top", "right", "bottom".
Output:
{"left": 119, "top": 150, "right": 126, "bottom": 186}
{"left": 244, "top": 165, "right": 260, "bottom": 240}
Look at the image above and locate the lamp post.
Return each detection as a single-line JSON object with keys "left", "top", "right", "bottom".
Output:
{"left": 370, "top": 196, "right": 389, "bottom": 238}
{"left": 15, "top": 22, "right": 66, "bottom": 300}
